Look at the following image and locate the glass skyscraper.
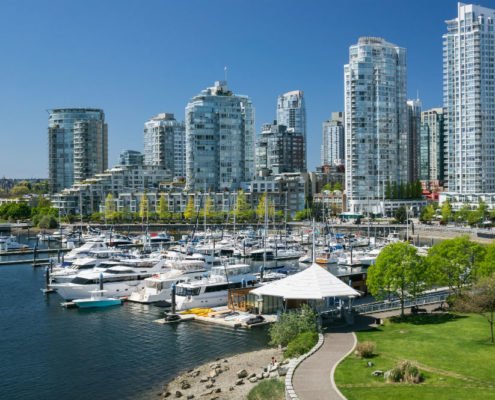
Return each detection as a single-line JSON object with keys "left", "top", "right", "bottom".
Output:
{"left": 48, "top": 108, "right": 107, "bottom": 194}
{"left": 444, "top": 3, "right": 495, "bottom": 193}
{"left": 276, "top": 90, "right": 307, "bottom": 171}
{"left": 420, "top": 108, "right": 445, "bottom": 188}
{"left": 143, "top": 113, "right": 186, "bottom": 180}
{"left": 321, "top": 119, "right": 345, "bottom": 166}
{"left": 407, "top": 99, "right": 422, "bottom": 183}
{"left": 185, "top": 81, "right": 255, "bottom": 191}
{"left": 344, "top": 37, "right": 408, "bottom": 214}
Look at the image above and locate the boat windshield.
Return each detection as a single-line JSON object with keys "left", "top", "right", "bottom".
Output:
{"left": 176, "top": 286, "right": 201, "bottom": 296}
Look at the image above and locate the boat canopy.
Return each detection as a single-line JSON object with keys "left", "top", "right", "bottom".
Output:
{"left": 250, "top": 263, "right": 360, "bottom": 300}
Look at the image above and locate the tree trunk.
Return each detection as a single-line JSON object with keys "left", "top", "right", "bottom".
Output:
{"left": 491, "top": 315, "right": 494, "bottom": 344}
{"left": 401, "top": 296, "right": 404, "bottom": 318}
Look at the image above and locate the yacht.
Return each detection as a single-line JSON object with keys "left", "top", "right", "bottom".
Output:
{"left": 51, "top": 260, "right": 170, "bottom": 300}
{"left": 174, "top": 264, "right": 257, "bottom": 310}
{"left": 128, "top": 259, "right": 207, "bottom": 303}
{"left": 0, "top": 235, "right": 28, "bottom": 251}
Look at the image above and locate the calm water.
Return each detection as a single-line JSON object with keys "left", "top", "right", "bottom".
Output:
{"left": 0, "top": 238, "right": 270, "bottom": 400}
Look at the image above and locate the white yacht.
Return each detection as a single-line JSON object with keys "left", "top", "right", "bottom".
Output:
{"left": 0, "top": 235, "right": 28, "bottom": 251}
{"left": 128, "top": 259, "right": 207, "bottom": 303}
{"left": 51, "top": 259, "right": 170, "bottom": 300}
{"left": 175, "top": 264, "right": 257, "bottom": 310}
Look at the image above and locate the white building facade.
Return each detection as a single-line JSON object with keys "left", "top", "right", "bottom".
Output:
{"left": 444, "top": 3, "right": 495, "bottom": 194}
{"left": 344, "top": 37, "right": 408, "bottom": 214}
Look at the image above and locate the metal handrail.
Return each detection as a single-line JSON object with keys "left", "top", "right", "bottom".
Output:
{"left": 353, "top": 292, "right": 449, "bottom": 314}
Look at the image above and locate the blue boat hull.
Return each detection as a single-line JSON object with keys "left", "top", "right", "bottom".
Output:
{"left": 74, "top": 299, "right": 121, "bottom": 308}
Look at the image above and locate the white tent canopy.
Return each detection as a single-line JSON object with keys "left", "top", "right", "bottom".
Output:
{"left": 250, "top": 263, "right": 360, "bottom": 300}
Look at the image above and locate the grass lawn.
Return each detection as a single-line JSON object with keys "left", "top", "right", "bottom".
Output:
{"left": 335, "top": 313, "right": 495, "bottom": 400}
{"left": 247, "top": 378, "right": 285, "bottom": 400}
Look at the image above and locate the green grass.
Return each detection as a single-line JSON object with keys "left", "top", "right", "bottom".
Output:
{"left": 247, "top": 378, "right": 285, "bottom": 400}
{"left": 335, "top": 313, "right": 495, "bottom": 399}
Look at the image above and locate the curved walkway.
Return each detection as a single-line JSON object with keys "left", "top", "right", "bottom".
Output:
{"left": 292, "top": 316, "right": 376, "bottom": 400}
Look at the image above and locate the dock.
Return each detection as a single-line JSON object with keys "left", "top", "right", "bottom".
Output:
{"left": 0, "top": 248, "right": 70, "bottom": 256}
{"left": 0, "top": 258, "right": 51, "bottom": 267}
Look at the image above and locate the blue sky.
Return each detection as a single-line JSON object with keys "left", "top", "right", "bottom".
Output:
{"left": 0, "top": 0, "right": 489, "bottom": 178}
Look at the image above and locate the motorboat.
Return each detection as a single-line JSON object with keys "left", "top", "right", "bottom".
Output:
{"left": 0, "top": 235, "right": 28, "bottom": 251}
{"left": 73, "top": 290, "right": 121, "bottom": 308}
{"left": 128, "top": 259, "right": 207, "bottom": 303}
{"left": 174, "top": 264, "right": 257, "bottom": 310}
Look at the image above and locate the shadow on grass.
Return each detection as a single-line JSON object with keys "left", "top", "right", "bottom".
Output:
{"left": 389, "top": 313, "right": 466, "bottom": 325}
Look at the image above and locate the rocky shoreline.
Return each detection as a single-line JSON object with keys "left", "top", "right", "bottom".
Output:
{"left": 155, "top": 347, "right": 287, "bottom": 400}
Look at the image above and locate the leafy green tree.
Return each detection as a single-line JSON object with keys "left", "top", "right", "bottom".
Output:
{"left": 139, "top": 193, "right": 148, "bottom": 220}
{"left": 479, "top": 243, "right": 495, "bottom": 278}
{"left": 332, "top": 182, "right": 343, "bottom": 191}
{"left": 268, "top": 304, "right": 318, "bottom": 346}
{"left": 294, "top": 209, "right": 311, "bottom": 221}
{"left": 394, "top": 206, "right": 407, "bottom": 224}
{"left": 321, "top": 184, "right": 332, "bottom": 192}
{"left": 441, "top": 200, "right": 453, "bottom": 223}
{"left": 10, "top": 185, "right": 30, "bottom": 197}
{"left": 38, "top": 215, "right": 58, "bottom": 229}
{"left": 456, "top": 203, "right": 471, "bottom": 224}
{"left": 183, "top": 197, "right": 195, "bottom": 220}
{"left": 256, "top": 193, "right": 274, "bottom": 220}
{"left": 200, "top": 195, "right": 215, "bottom": 221}
{"left": 398, "top": 181, "right": 405, "bottom": 199}
{"left": 385, "top": 181, "right": 392, "bottom": 199}
{"left": 419, "top": 205, "right": 435, "bottom": 223}
{"left": 157, "top": 194, "right": 170, "bottom": 220}
{"left": 230, "top": 190, "right": 253, "bottom": 222}
{"left": 425, "top": 235, "right": 486, "bottom": 296}
{"left": 367, "top": 242, "right": 427, "bottom": 317}
{"left": 454, "top": 276, "right": 495, "bottom": 343}
{"left": 104, "top": 193, "right": 116, "bottom": 221}
{"left": 414, "top": 180, "right": 423, "bottom": 199}
{"left": 392, "top": 181, "right": 398, "bottom": 199}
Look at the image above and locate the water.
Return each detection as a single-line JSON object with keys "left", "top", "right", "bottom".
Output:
{"left": 0, "top": 237, "right": 270, "bottom": 400}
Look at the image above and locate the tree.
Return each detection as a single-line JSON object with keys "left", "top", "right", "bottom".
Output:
{"left": 139, "top": 193, "right": 148, "bottom": 221}
{"left": 414, "top": 180, "right": 423, "bottom": 199}
{"left": 367, "top": 242, "right": 427, "bottom": 317}
{"left": 394, "top": 206, "right": 407, "bottom": 224}
{"left": 230, "top": 190, "right": 253, "bottom": 222}
{"left": 456, "top": 203, "right": 471, "bottom": 224}
{"left": 183, "top": 197, "right": 195, "bottom": 220}
{"left": 321, "top": 184, "right": 332, "bottom": 192}
{"left": 200, "top": 195, "right": 215, "bottom": 221}
{"left": 406, "top": 182, "right": 412, "bottom": 199}
{"left": 256, "top": 193, "right": 274, "bottom": 220}
{"left": 268, "top": 304, "right": 318, "bottom": 346}
{"left": 425, "top": 235, "right": 486, "bottom": 296}
{"left": 385, "top": 181, "right": 392, "bottom": 199}
{"left": 479, "top": 243, "right": 495, "bottom": 278}
{"left": 10, "top": 184, "right": 30, "bottom": 197}
{"left": 398, "top": 181, "right": 405, "bottom": 199}
{"left": 332, "top": 182, "right": 343, "bottom": 192}
{"left": 392, "top": 181, "right": 398, "bottom": 199}
{"left": 441, "top": 200, "right": 453, "bottom": 223}
{"left": 419, "top": 205, "right": 435, "bottom": 224}
{"left": 294, "top": 209, "right": 311, "bottom": 221}
{"left": 157, "top": 194, "right": 170, "bottom": 220}
{"left": 104, "top": 193, "right": 116, "bottom": 221}
{"left": 454, "top": 276, "right": 495, "bottom": 343}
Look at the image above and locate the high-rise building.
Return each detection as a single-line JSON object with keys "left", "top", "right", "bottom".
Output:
{"left": 143, "top": 113, "right": 186, "bottom": 180}
{"left": 407, "top": 99, "right": 422, "bottom": 183}
{"left": 277, "top": 90, "right": 307, "bottom": 170}
{"left": 119, "top": 150, "right": 144, "bottom": 166}
{"left": 256, "top": 121, "right": 305, "bottom": 175}
{"left": 185, "top": 81, "right": 255, "bottom": 191}
{"left": 444, "top": 3, "right": 495, "bottom": 193}
{"left": 344, "top": 37, "right": 408, "bottom": 214}
{"left": 321, "top": 119, "right": 345, "bottom": 166}
{"left": 420, "top": 108, "right": 445, "bottom": 188}
{"left": 48, "top": 108, "right": 107, "bottom": 194}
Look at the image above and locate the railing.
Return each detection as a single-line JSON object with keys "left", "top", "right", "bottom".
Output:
{"left": 353, "top": 292, "right": 449, "bottom": 315}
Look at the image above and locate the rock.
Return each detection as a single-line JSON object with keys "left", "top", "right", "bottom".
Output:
{"left": 186, "top": 396, "right": 194, "bottom": 400}
{"left": 371, "top": 370, "right": 383, "bottom": 376}
{"left": 249, "top": 376, "right": 258, "bottom": 383}
{"left": 157, "top": 393, "right": 162, "bottom": 397}
{"left": 210, "top": 363, "right": 221, "bottom": 369}
{"left": 229, "top": 387, "right": 235, "bottom": 391}
{"left": 269, "top": 372, "right": 278, "bottom": 378}
{"left": 237, "top": 369, "right": 248, "bottom": 379}
{"left": 205, "top": 383, "right": 214, "bottom": 389}
{"left": 200, "top": 390, "right": 213, "bottom": 397}
{"left": 181, "top": 381, "right": 191, "bottom": 390}
{"left": 256, "top": 373, "right": 264, "bottom": 380}
{"left": 278, "top": 367, "right": 288, "bottom": 376}
{"left": 384, "top": 370, "right": 392, "bottom": 379}
{"left": 262, "top": 372, "right": 270, "bottom": 379}
{"left": 248, "top": 372, "right": 256, "bottom": 379}
{"left": 235, "top": 379, "right": 244, "bottom": 386}
{"left": 214, "top": 388, "right": 221, "bottom": 393}
{"left": 209, "top": 370, "right": 217, "bottom": 378}
{"left": 263, "top": 367, "right": 267, "bottom": 372}
{"left": 199, "top": 377, "right": 209, "bottom": 383}
{"left": 223, "top": 359, "right": 228, "bottom": 363}
{"left": 210, "top": 378, "right": 215, "bottom": 383}
{"left": 163, "top": 392, "right": 171, "bottom": 398}
{"left": 367, "top": 362, "right": 374, "bottom": 367}
{"left": 216, "top": 357, "right": 220, "bottom": 361}
{"left": 175, "top": 391, "right": 183, "bottom": 398}
{"left": 189, "top": 370, "right": 200, "bottom": 378}
{"left": 215, "top": 367, "right": 222, "bottom": 375}
{"left": 187, "top": 369, "right": 194, "bottom": 373}
{"left": 222, "top": 366, "right": 230, "bottom": 372}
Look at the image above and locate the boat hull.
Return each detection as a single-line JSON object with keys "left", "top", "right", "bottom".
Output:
{"left": 73, "top": 299, "right": 121, "bottom": 308}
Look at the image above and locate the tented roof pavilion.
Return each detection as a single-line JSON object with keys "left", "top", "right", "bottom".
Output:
{"left": 250, "top": 263, "right": 360, "bottom": 300}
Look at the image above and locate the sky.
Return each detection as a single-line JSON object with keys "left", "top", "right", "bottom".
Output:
{"left": 0, "top": 0, "right": 492, "bottom": 179}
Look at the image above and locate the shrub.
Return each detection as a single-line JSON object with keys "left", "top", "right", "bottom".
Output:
{"left": 269, "top": 304, "right": 318, "bottom": 346}
{"left": 356, "top": 341, "right": 376, "bottom": 358}
{"left": 285, "top": 331, "right": 318, "bottom": 358}
{"left": 387, "top": 360, "right": 423, "bottom": 384}
{"left": 38, "top": 215, "right": 58, "bottom": 229}
{"left": 247, "top": 379, "right": 285, "bottom": 400}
